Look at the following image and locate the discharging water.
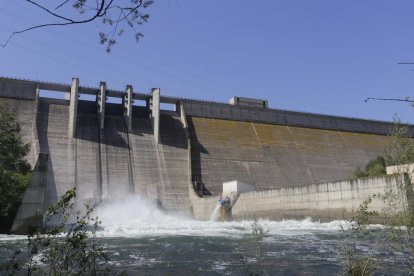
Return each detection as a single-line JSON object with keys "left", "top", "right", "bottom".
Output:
{"left": 0, "top": 196, "right": 405, "bottom": 275}
{"left": 209, "top": 203, "right": 221, "bottom": 221}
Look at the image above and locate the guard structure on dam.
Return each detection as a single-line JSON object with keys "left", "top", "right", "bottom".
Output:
{"left": 1, "top": 76, "right": 413, "bottom": 232}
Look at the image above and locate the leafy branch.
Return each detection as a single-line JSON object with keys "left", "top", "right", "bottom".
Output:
{"left": 1, "top": 0, "right": 154, "bottom": 52}
{"left": 4, "top": 188, "right": 109, "bottom": 275}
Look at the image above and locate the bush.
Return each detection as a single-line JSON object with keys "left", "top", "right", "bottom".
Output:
{"left": 3, "top": 188, "right": 109, "bottom": 275}
{"left": 351, "top": 156, "right": 386, "bottom": 180}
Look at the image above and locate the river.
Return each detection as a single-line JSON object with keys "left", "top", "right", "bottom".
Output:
{"left": 0, "top": 196, "right": 406, "bottom": 275}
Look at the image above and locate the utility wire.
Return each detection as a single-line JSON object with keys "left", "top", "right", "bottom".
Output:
{"left": 1, "top": 0, "right": 343, "bottom": 113}
{"left": 365, "top": 97, "right": 414, "bottom": 103}
{"left": 0, "top": 25, "right": 129, "bottom": 86}
{"left": 1, "top": 1, "right": 241, "bottom": 96}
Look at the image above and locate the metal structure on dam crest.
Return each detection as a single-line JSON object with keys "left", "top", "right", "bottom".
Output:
{"left": 0, "top": 76, "right": 413, "bottom": 233}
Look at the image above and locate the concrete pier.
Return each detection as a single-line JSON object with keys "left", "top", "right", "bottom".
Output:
{"left": 150, "top": 88, "right": 160, "bottom": 144}
{"left": 123, "top": 85, "right": 133, "bottom": 132}
{"left": 68, "top": 78, "right": 79, "bottom": 138}
{"left": 97, "top": 81, "right": 106, "bottom": 130}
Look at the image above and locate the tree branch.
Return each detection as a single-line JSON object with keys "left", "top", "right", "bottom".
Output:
{"left": 55, "top": 0, "right": 71, "bottom": 10}
{"left": 2, "top": 0, "right": 107, "bottom": 48}
{"left": 1, "top": 0, "right": 152, "bottom": 51}
{"left": 26, "top": 0, "right": 74, "bottom": 22}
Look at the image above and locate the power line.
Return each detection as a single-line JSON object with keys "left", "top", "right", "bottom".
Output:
{"left": 1, "top": 1, "right": 243, "bottom": 95}
{"left": 0, "top": 0, "right": 341, "bottom": 114}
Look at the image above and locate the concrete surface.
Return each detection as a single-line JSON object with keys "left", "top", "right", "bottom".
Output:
{"left": 97, "top": 82, "right": 106, "bottom": 130}
{"left": 10, "top": 153, "right": 48, "bottom": 234}
{"left": 188, "top": 116, "right": 394, "bottom": 195}
{"left": 192, "top": 174, "right": 406, "bottom": 221}
{"left": 151, "top": 88, "right": 160, "bottom": 144}
{"left": 223, "top": 180, "right": 255, "bottom": 195}
{"left": 123, "top": 85, "right": 133, "bottom": 132}
{"left": 69, "top": 78, "right": 79, "bottom": 138}
{"left": 387, "top": 163, "right": 414, "bottom": 181}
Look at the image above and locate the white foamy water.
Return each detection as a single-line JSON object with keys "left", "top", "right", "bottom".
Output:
{"left": 93, "top": 195, "right": 348, "bottom": 238}
{"left": 0, "top": 234, "right": 27, "bottom": 241}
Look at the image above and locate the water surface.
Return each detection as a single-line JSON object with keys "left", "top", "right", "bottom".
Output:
{"left": 0, "top": 196, "right": 402, "bottom": 275}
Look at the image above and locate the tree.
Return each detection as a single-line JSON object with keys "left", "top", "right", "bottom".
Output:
{"left": 351, "top": 156, "right": 386, "bottom": 179}
{"left": 384, "top": 116, "right": 414, "bottom": 166}
{"left": 0, "top": 105, "right": 31, "bottom": 233}
{"left": 1, "top": 0, "right": 154, "bottom": 52}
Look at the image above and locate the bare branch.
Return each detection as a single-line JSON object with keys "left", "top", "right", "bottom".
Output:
{"left": 1, "top": 0, "right": 153, "bottom": 51}
{"left": 26, "top": 0, "right": 74, "bottom": 22}
{"left": 55, "top": 0, "right": 71, "bottom": 10}
{"left": 2, "top": 0, "right": 107, "bottom": 48}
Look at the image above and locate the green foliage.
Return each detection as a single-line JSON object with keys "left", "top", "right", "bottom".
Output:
{"left": 4, "top": 188, "right": 109, "bottom": 275}
{"left": 351, "top": 156, "right": 386, "bottom": 179}
{"left": 241, "top": 219, "right": 267, "bottom": 276}
{"left": 0, "top": 105, "right": 31, "bottom": 232}
{"left": 80, "top": 0, "right": 154, "bottom": 52}
{"left": 251, "top": 220, "right": 264, "bottom": 268}
{"left": 351, "top": 116, "right": 414, "bottom": 181}
{"left": 339, "top": 196, "right": 378, "bottom": 276}
{"left": 385, "top": 116, "right": 414, "bottom": 166}
{"left": 341, "top": 177, "right": 414, "bottom": 274}
{"left": 0, "top": 106, "right": 31, "bottom": 174}
{"left": 365, "top": 156, "right": 386, "bottom": 176}
{"left": 2, "top": 1, "right": 154, "bottom": 52}
{"left": 341, "top": 116, "right": 414, "bottom": 274}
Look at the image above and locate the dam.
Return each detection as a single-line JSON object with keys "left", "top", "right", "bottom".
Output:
{"left": 0, "top": 76, "right": 412, "bottom": 233}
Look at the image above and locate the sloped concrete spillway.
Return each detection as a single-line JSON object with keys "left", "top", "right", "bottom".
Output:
{"left": 1, "top": 76, "right": 413, "bottom": 232}
{"left": 188, "top": 117, "right": 393, "bottom": 194}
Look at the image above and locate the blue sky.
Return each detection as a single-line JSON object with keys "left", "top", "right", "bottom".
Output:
{"left": 1, "top": 1, "right": 414, "bottom": 123}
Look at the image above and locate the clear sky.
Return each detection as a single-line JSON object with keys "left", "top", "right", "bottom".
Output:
{"left": 1, "top": 1, "right": 414, "bottom": 123}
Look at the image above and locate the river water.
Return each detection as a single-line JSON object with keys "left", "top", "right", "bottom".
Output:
{"left": 0, "top": 196, "right": 405, "bottom": 275}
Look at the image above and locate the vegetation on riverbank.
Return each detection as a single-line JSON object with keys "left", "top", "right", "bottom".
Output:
{"left": 0, "top": 105, "right": 31, "bottom": 233}
{"left": 341, "top": 118, "right": 414, "bottom": 275}
{"left": 3, "top": 188, "right": 109, "bottom": 275}
{"left": 350, "top": 156, "right": 386, "bottom": 179}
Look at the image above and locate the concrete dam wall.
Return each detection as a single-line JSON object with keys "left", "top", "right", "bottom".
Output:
{"left": 1, "top": 76, "right": 413, "bottom": 229}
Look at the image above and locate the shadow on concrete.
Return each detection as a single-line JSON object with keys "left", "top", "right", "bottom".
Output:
{"left": 76, "top": 101, "right": 190, "bottom": 150}
{"left": 159, "top": 114, "right": 188, "bottom": 149}
{"left": 36, "top": 99, "right": 58, "bottom": 209}
{"left": 10, "top": 153, "right": 49, "bottom": 234}
{"left": 186, "top": 116, "right": 212, "bottom": 196}
{"left": 77, "top": 101, "right": 131, "bottom": 148}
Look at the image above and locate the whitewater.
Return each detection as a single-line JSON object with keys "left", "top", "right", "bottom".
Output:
{"left": 92, "top": 195, "right": 347, "bottom": 238}
{"left": 0, "top": 195, "right": 392, "bottom": 275}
